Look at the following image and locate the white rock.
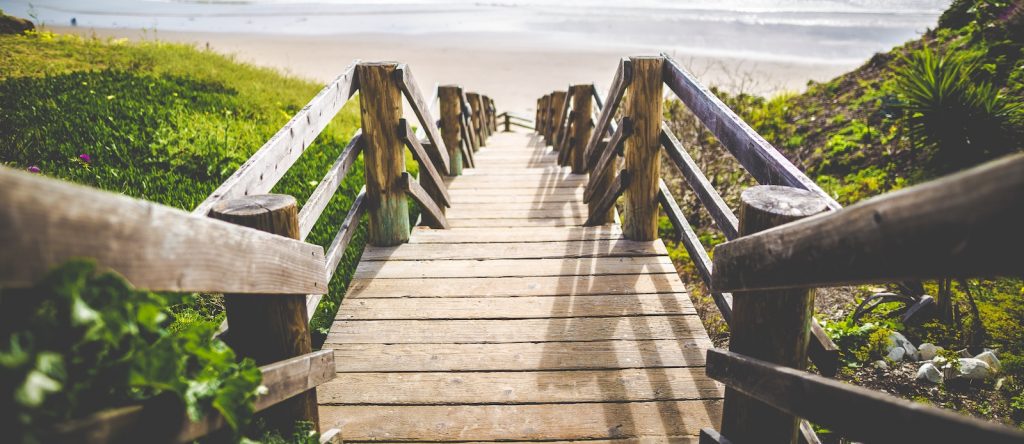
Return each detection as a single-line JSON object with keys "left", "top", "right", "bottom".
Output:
{"left": 872, "top": 360, "right": 889, "bottom": 370}
{"left": 887, "top": 332, "right": 919, "bottom": 361}
{"left": 918, "top": 343, "right": 942, "bottom": 361}
{"left": 974, "top": 351, "right": 1001, "bottom": 372}
{"left": 886, "top": 346, "right": 906, "bottom": 362}
{"left": 957, "top": 358, "right": 993, "bottom": 380}
{"left": 916, "top": 363, "right": 943, "bottom": 384}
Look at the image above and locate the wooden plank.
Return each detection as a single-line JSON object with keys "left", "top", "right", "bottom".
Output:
{"left": 314, "top": 186, "right": 366, "bottom": 319}
{"left": 661, "top": 55, "right": 839, "bottom": 210}
{"left": 319, "top": 400, "right": 721, "bottom": 442}
{"left": 408, "top": 226, "right": 623, "bottom": 243}
{"left": 361, "top": 239, "right": 658, "bottom": 260}
{"left": 586, "top": 169, "right": 629, "bottom": 226}
{"left": 447, "top": 179, "right": 585, "bottom": 190}
{"left": 399, "top": 172, "right": 448, "bottom": 229}
{"left": 585, "top": 117, "right": 630, "bottom": 202}
{"left": 661, "top": 126, "right": 739, "bottom": 239}
{"left": 435, "top": 201, "right": 589, "bottom": 212}
{"left": 395, "top": 64, "right": 450, "bottom": 174}
{"left": 0, "top": 167, "right": 327, "bottom": 294}
{"left": 354, "top": 255, "right": 675, "bottom": 279}
{"left": 585, "top": 57, "right": 631, "bottom": 162}
{"left": 50, "top": 350, "right": 335, "bottom": 443}
{"left": 448, "top": 218, "right": 585, "bottom": 228}
{"left": 297, "top": 131, "right": 362, "bottom": 240}
{"left": 449, "top": 188, "right": 585, "bottom": 200}
{"left": 194, "top": 61, "right": 359, "bottom": 215}
{"left": 327, "top": 315, "right": 708, "bottom": 344}
{"left": 338, "top": 293, "right": 696, "bottom": 319}
{"left": 398, "top": 118, "right": 452, "bottom": 207}
{"left": 346, "top": 273, "right": 687, "bottom": 298}
{"left": 706, "top": 349, "right": 1024, "bottom": 444}
{"left": 446, "top": 208, "right": 586, "bottom": 220}
{"left": 318, "top": 368, "right": 721, "bottom": 404}
{"left": 712, "top": 153, "right": 1024, "bottom": 292}
{"left": 327, "top": 339, "right": 711, "bottom": 372}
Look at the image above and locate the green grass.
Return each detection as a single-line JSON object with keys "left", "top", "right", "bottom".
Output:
{"left": 0, "top": 30, "right": 366, "bottom": 337}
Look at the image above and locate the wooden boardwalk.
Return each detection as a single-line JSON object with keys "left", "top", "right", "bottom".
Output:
{"left": 319, "top": 130, "right": 723, "bottom": 442}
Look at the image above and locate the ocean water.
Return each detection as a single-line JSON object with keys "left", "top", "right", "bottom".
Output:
{"left": 0, "top": 0, "right": 950, "bottom": 65}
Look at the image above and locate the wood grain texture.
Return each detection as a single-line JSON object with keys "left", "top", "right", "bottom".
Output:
{"left": 328, "top": 339, "right": 711, "bottom": 372}
{"left": 361, "top": 239, "right": 658, "bottom": 260}
{"left": 354, "top": 256, "right": 675, "bottom": 279}
{"left": 468, "top": 92, "right": 487, "bottom": 146}
{"left": 586, "top": 169, "right": 629, "bottom": 226}
{"left": 708, "top": 349, "right": 1024, "bottom": 444}
{"left": 0, "top": 168, "right": 327, "bottom": 294}
{"left": 548, "top": 90, "right": 568, "bottom": 146}
{"left": 314, "top": 186, "right": 366, "bottom": 319}
{"left": 398, "top": 118, "right": 452, "bottom": 208}
{"left": 439, "top": 85, "right": 464, "bottom": 175}
{"left": 298, "top": 131, "right": 362, "bottom": 240}
{"left": 586, "top": 118, "right": 631, "bottom": 203}
{"left": 357, "top": 62, "right": 410, "bottom": 246}
{"left": 407, "top": 225, "right": 623, "bottom": 243}
{"left": 395, "top": 64, "right": 450, "bottom": 174}
{"left": 622, "top": 56, "right": 664, "bottom": 241}
{"left": 660, "top": 55, "right": 839, "bottom": 210}
{"left": 399, "top": 172, "right": 448, "bottom": 229}
{"left": 194, "top": 60, "right": 359, "bottom": 216}
{"left": 661, "top": 126, "right": 739, "bottom": 240}
{"left": 713, "top": 153, "right": 1024, "bottom": 292}
{"left": 585, "top": 57, "right": 631, "bottom": 162}
{"left": 347, "top": 272, "right": 687, "bottom": 298}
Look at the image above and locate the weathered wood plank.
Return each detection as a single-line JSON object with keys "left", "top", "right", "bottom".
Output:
{"left": 313, "top": 186, "right": 366, "bottom": 319}
{"left": 297, "top": 132, "right": 362, "bottom": 240}
{"left": 446, "top": 208, "right": 585, "bottom": 220}
{"left": 399, "top": 172, "right": 448, "bottom": 229}
{"left": 661, "top": 55, "right": 839, "bottom": 210}
{"left": 361, "top": 239, "right": 658, "bottom": 260}
{"left": 398, "top": 118, "right": 452, "bottom": 207}
{"left": 327, "top": 315, "right": 709, "bottom": 344}
{"left": 446, "top": 178, "right": 586, "bottom": 189}
{"left": 194, "top": 61, "right": 359, "bottom": 215}
{"left": 712, "top": 153, "right": 1024, "bottom": 292}
{"left": 327, "top": 339, "right": 711, "bottom": 372}
{"left": 407, "top": 226, "right": 623, "bottom": 243}
{"left": 661, "top": 126, "right": 739, "bottom": 240}
{"left": 707, "top": 349, "right": 1024, "bottom": 444}
{"left": 449, "top": 188, "right": 585, "bottom": 201}
{"left": 338, "top": 293, "right": 695, "bottom": 319}
{"left": 585, "top": 57, "right": 631, "bottom": 162}
{"left": 448, "top": 218, "right": 585, "bottom": 228}
{"left": 395, "top": 64, "right": 450, "bottom": 174}
{"left": 586, "top": 169, "right": 629, "bottom": 226}
{"left": 319, "top": 400, "right": 721, "bottom": 442}
{"left": 347, "top": 273, "right": 687, "bottom": 298}
{"left": 354, "top": 256, "right": 675, "bottom": 279}
{"left": 585, "top": 118, "right": 630, "bottom": 202}
{"left": 0, "top": 168, "right": 327, "bottom": 294}
{"left": 318, "top": 368, "right": 721, "bottom": 404}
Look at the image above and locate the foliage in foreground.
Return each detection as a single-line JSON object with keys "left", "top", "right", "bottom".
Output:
{"left": 0, "top": 260, "right": 262, "bottom": 443}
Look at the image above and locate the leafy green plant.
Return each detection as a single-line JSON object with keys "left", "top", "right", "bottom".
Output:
{"left": 0, "top": 260, "right": 262, "bottom": 442}
{"left": 893, "top": 45, "right": 1020, "bottom": 172}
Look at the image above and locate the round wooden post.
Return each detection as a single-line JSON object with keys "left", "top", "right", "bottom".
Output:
{"left": 439, "top": 85, "right": 464, "bottom": 176}
{"left": 538, "top": 95, "right": 549, "bottom": 137}
{"left": 357, "top": 62, "right": 410, "bottom": 246}
{"left": 548, "top": 90, "right": 567, "bottom": 148}
{"left": 504, "top": 113, "right": 511, "bottom": 132}
{"left": 570, "top": 84, "right": 594, "bottom": 174}
{"left": 467, "top": 92, "right": 485, "bottom": 147}
{"left": 210, "top": 194, "right": 319, "bottom": 432}
{"left": 621, "top": 56, "right": 664, "bottom": 241}
{"left": 535, "top": 97, "right": 542, "bottom": 134}
{"left": 721, "top": 185, "right": 829, "bottom": 444}
{"left": 587, "top": 140, "right": 616, "bottom": 224}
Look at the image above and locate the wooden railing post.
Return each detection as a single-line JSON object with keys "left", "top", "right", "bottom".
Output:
{"left": 357, "top": 62, "right": 409, "bottom": 246}
{"left": 504, "top": 113, "right": 511, "bottom": 132}
{"left": 210, "top": 194, "right": 319, "bottom": 433}
{"left": 587, "top": 140, "right": 616, "bottom": 224}
{"left": 467, "top": 92, "right": 485, "bottom": 147}
{"left": 621, "top": 56, "right": 664, "bottom": 241}
{"left": 548, "top": 90, "right": 567, "bottom": 148}
{"left": 439, "top": 85, "right": 464, "bottom": 176}
{"left": 569, "top": 83, "right": 594, "bottom": 174}
{"left": 720, "top": 185, "right": 828, "bottom": 444}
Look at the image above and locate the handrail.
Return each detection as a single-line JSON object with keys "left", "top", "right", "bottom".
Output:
{"left": 584, "top": 57, "right": 631, "bottom": 163}
{"left": 298, "top": 131, "right": 363, "bottom": 240}
{"left": 660, "top": 55, "right": 839, "bottom": 210}
{"left": 712, "top": 153, "right": 1024, "bottom": 293}
{"left": 0, "top": 167, "right": 328, "bottom": 295}
{"left": 194, "top": 60, "right": 360, "bottom": 216}
{"left": 660, "top": 126, "right": 739, "bottom": 240}
{"left": 396, "top": 64, "right": 451, "bottom": 175}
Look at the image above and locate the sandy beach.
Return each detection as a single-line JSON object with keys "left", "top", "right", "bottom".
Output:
{"left": 51, "top": 26, "right": 854, "bottom": 114}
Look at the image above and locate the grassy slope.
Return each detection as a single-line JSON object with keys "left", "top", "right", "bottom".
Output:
{"left": 660, "top": 0, "right": 1024, "bottom": 429}
{"left": 0, "top": 30, "right": 366, "bottom": 337}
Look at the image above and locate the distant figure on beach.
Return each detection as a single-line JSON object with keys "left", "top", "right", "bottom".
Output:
{"left": 71, "top": 17, "right": 77, "bottom": 26}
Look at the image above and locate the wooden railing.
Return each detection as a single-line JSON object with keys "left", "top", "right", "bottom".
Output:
{"left": 0, "top": 60, "right": 496, "bottom": 442}
{"left": 535, "top": 54, "right": 1024, "bottom": 443}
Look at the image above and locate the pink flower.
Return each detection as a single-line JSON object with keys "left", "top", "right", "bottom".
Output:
{"left": 27, "top": 166, "right": 41, "bottom": 173}
{"left": 79, "top": 153, "right": 91, "bottom": 163}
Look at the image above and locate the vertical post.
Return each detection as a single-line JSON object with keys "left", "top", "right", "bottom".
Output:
{"left": 569, "top": 84, "right": 594, "bottom": 174}
{"left": 535, "top": 97, "right": 542, "bottom": 134}
{"left": 538, "top": 95, "right": 549, "bottom": 137}
{"left": 467, "top": 92, "right": 485, "bottom": 147}
{"left": 720, "top": 185, "right": 828, "bottom": 444}
{"left": 357, "top": 62, "right": 409, "bottom": 246}
{"left": 621, "top": 56, "right": 664, "bottom": 241}
{"left": 548, "top": 90, "right": 567, "bottom": 148}
{"left": 439, "top": 85, "right": 464, "bottom": 176}
{"left": 210, "top": 195, "right": 318, "bottom": 432}
{"left": 504, "top": 113, "right": 511, "bottom": 132}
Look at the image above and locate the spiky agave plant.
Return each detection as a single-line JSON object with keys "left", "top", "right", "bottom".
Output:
{"left": 894, "top": 46, "right": 1020, "bottom": 173}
